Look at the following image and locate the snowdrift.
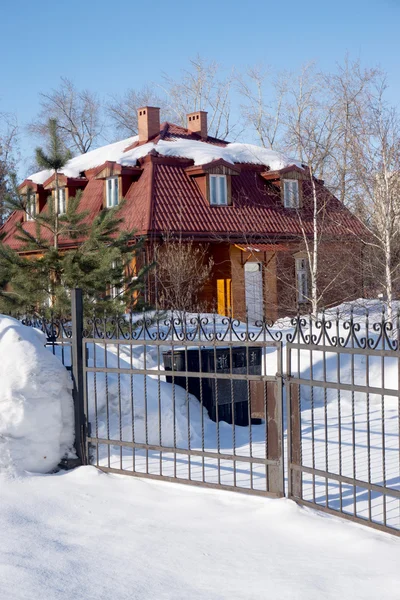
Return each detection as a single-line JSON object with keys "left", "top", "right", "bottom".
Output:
{"left": 0, "top": 316, "right": 74, "bottom": 473}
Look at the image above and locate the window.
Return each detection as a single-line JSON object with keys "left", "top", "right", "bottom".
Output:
{"left": 296, "top": 258, "right": 308, "bottom": 303}
{"left": 283, "top": 179, "right": 299, "bottom": 208}
{"left": 106, "top": 177, "right": 119, "bottom": 207}
{"left": 26, "top": 192, "right": 36, "bottom": 221}
{"left": 210, "top": 175, "right": 228, "bottom": 205}
{"left": 57, "top": 188, "right": 66, "bottom": 214}
{"left": 110, "top": 260, "right": 123, "bottom": 300}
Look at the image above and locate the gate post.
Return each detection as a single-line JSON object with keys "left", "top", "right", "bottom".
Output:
{"left": 71, "top": 288, "right": 87, "bottom": 465}
{"left": 266, "top": 379, "right": 284, "bottom": 496}
{"left": 287, "top": 382, "right": 302, "bottom": 499}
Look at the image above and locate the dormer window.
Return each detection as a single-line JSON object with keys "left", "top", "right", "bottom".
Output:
{"left": 210, "top": 174, "right": 228, "bottom": 206}
{"left": 26, "top": 191, "right": 36, "bottom": 221}
{"left": 106, "top": 177, "right": 119, "bottom": 207}
{"left": 283, "top": 179, "right": 299, "bottom": 208}
{"left": 57, "top": 188, "right": 66, "bottom": 214}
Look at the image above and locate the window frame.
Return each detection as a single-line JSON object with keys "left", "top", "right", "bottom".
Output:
{"left": 26, "top": 191, "right": 37, "bottom": 221}
{"left": 57, "top": 187, "right": 67, "bottom": 215}
{"left": 295, "top": 257, "right": 309, "bottom": 303}
{"left": 110, "top": 259, "right": 124, "bottom": 300}
{"left": 283, "top": 179, "right": 300, "bottom": 209}
{"left": 209, "top": 174, "right": 228, "bottom": 206}
{"left": 106, "top": 176, "right": 119, "bottom": 208}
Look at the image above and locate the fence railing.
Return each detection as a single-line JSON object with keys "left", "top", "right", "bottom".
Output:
{"left": 12, "top": 291, "right": 400, "bottom": 536}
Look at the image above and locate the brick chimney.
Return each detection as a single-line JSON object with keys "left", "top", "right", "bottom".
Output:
{"left": 187, "top": 111, "right": 208, "bottom": 138}
{"left": 137, "top": 106, "right": 160, "bottom": 143}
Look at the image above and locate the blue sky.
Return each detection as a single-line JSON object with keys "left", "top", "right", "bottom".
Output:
{"left": 1, "top": 0, "right": 400, "bottom": 166}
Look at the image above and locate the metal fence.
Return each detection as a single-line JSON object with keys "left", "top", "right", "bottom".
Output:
{"left": 82, "top": 311, "right": 284, "bottom": 497}
{"left": 286, "top": 313, "right": 400, "bottom": 536}
{"left": 13, "top": 291, "right": 400, "bottom": 536}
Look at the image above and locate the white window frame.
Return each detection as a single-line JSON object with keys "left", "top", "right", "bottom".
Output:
{"left": 57, "top": 188, "right": 66, "bottom": 214}
{"left": 106, "top": 177, "right": 119, "bottom": 208}
{"left": 26, "top": 192, "right": 36, "bottom": 221}
{"left": 296, "top": 257, "right": 308, "bottom": 303}
{"left": 209, "top": 174, "right": 228, "bottom": 206}
{"left": 283, "top": 179, "right": 300, "bottom": 208}
{"left": 110, "top": 260, "right": 123, "bottom": 300}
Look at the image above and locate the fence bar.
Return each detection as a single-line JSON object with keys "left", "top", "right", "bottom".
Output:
{"left": 71, "top": 288, "right": 87, "bottom": 465}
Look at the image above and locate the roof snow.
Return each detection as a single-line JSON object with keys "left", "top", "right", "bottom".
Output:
{"left": 28, "top": 135, "right": 302, "bottom": 184}
{"left": 29, "top": 135, "right": 139, "bottom": 184}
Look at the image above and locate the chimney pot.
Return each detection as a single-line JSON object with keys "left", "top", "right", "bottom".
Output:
{"left": 187, "top": 110, "right": 208, "bottom": 138}
{"left": 137, "top": 106, "right": 160, "bottom": 143}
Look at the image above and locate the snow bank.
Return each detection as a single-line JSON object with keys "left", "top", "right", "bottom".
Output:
{"left": 28, "top": 134, "right": 302, "bottom": 184}
{"left": 0, "top": 316, "right": 74, "bottom": 473}
{"left": 0, "top": 467, "right": 399, "bottom": 600}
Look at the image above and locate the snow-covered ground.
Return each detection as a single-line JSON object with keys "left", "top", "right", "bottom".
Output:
{"left": 0, "top": 467, "right": 399, "bottom": 600}
{"left": 1, "top": 303, "right": 400, "bottom": 599}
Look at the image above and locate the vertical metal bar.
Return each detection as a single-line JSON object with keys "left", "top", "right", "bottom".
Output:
{"left": 184, "top": 314, "right": 191, "bottom": 481}
{"left": 336, "top": 310, "right": 343, "bottom": 514}
{"left": 157, "top": 315, "right": 162, "bottom": 476}
{"left": 322, "top": 311, "right": 329, "bottom": 508}
{"left": 198, "top": 313, "right": 205, "bottom": 483}
{"left": 71, "top": 288, "right": 86, "bottom": 464}
{"left": 351, "top": 307, "right": 356, "bottom": 517}
{"left": 229, "top": 315, "right": 236, "bottom": 488}
{"left": 143, "top": 311, "right": 149, "bottom": 474}
{"left": 117, "top": 317, "right": 122, "bottom": 471}
{"left": 310, "top": 316, "right": 316, "bottom": 503}
{"left": 129, "top": 313, "right": 136, "bottom": 473}
{"left": 366, "top": 313, "right": 372, "bottom": 522}
{"left": 286, "top": 344, "right": 292, "bottom": 498}
{"left": 213, "top": 311, "right": 221, "bottom": 485}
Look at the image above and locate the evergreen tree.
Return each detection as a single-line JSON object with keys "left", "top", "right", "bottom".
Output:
{"left": 0, "top": 119, "right": 153, "bottom": 316}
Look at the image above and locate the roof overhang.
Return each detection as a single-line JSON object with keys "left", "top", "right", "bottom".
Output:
{"left": 94, "top": 161, "right": 143, "bottom": 179}
{"left": 185, "top": 158, "right": 241, "bottom": 176}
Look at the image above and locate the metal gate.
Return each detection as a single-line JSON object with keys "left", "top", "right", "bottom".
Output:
{"left": 14, "top": 290, "right": 400, "bottom": 536}
{"left": 286, "top": 317, "right": 400, "bottom": 536}
{"left": 82, "top": 312, "right": 284, "bottom": 498}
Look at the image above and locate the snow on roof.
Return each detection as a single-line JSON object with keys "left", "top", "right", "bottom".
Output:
{"left": 28, "top": 134, "right": 302, "bottom": 184}
{"left": 29, "top": 135, "right": 139, "bottom": 184}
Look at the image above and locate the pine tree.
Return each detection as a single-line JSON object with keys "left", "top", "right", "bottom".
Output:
{"left": 0, "top": 119, "right": 153, "bottom": 316}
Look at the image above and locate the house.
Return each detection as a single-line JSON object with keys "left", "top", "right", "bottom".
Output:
{"left": 0, "top": 107, "right": 365, "bottom": 321}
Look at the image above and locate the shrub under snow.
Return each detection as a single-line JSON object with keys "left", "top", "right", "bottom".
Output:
{"left": 0, "top": 316, "right": 75, "bottom": 473}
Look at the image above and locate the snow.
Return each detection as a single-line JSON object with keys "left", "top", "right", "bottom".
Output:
{"left": 0, "top": 467, "right": 399, "bottom": 600}
{"left": 27, "top": 134, "right": 302, "bottom": 184}
{"left": 122, "top": 138, "right": 303, "bottom": 170}
{"left": 81, "top": 302, "right": 399, "bottom": 532}
{"left": 0, "top": 302, "right": 399, "bottom": 598}
{"left": 28, "top": 135, "right": 138, "bottom": 184}
{"left": 0, "top": 315, "right": 74, "bottom": 473}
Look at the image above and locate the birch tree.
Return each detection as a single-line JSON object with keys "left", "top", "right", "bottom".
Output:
{"left": 350, "top": 79, "right": 400, "bottom": 322}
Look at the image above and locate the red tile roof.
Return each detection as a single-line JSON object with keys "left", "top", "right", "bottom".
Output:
{"left": 1, "top": 123, "right": 365, "bottom": 251}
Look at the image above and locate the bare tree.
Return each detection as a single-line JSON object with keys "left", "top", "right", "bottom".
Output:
{"left": 28, "top": 77, "right": 103, "bottom": 154}
{"left": 154, "top": 236, "right": 214, "bottom": 315}
{"left": 237, "top": 65, "right": 287, "bottom": 149}
{"left": 107, "top": 84, "right": 173, "bottom": 137}
{"left": 160, "top": 55, "right": 235, "bottom": 140}
{"left": 0, "top": 112, "right": 18, "bottom": 225}
{"left": 350, "top": 77, "right": 400, "bottom": 322}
